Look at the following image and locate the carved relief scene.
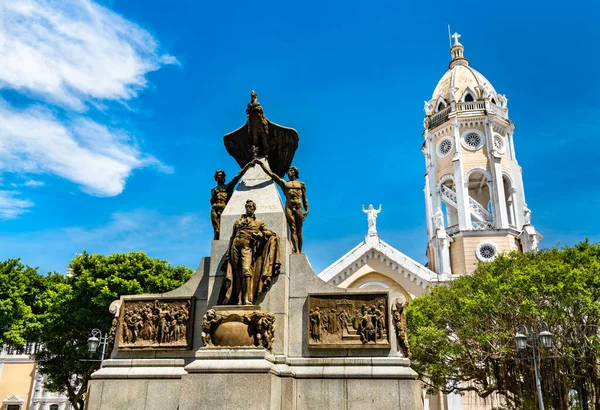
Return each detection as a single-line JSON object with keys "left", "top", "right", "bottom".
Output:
{"left": 308, "top": 293, "right": 389, "bottom": 348}
{"left": 118, "top": 298, "right": 194, "bottom": 349}
{"left": 201, "top": 308, "right": 275, "bottom": 350}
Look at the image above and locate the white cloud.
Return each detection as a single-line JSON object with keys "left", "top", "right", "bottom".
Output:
{"left": 0, "top": 0, "right": 178, "bottom": 110}
{"left": 0, "top": 190, "right": 34, "bottom": 219}
{"left": 0, "top": 101, "right": 167, "bottom": 196}
{"left": 23, "top": 179, "right": 44, "bottom": 187}
{"left": 0, "top": 0, "right": 177, "bottom": 212}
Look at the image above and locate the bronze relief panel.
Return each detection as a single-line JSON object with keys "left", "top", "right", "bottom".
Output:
{"left": 117, "top": 297, "right": 195, "bottom": 350}
{"left": 308, "top": 292, "right": 390, "bottom": 349}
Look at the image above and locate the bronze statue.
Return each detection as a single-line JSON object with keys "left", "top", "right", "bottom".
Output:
{"left": 224, "top": 91, "right": 299, "bottom": 178}
{"left": 246, "top": 91, "right": 269, "bottom": 155}
{"left": 256, "top": 161, "right": 308, "bottom": 253}
{"left": 220, "top": 199, "right": 281, "bottom": 305}
{"left": 211, "top": 163, "right": 253, "bottom": 240}
{"left": 392, "top": 297, "right": 411, "bottom": 358}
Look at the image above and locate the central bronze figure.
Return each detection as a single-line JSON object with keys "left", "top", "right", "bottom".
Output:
{"left": 219, "top": 199, "right": 281, "bottom": 305}
{"left": 223, "top": 91, "right": 299, "bottom": 178}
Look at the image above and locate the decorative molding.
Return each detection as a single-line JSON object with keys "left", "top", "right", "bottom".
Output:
{"left": 433, "top": 125, "right": 453, "bottom": 137}
{"left": 460, "top": 86, "right": 477, "bottom": 102}
{"left": 358, "top": 282, "right": 391, "bottom": 289}
{"left": 465, "top": 167, "right": 493, "bottom": 183}
{"left": 434, "top": 96, "right": 448, "bottom": 112}
{"left": 437, "top": 173, "right": 455, "bottom": 191}
{"left": 458, "top": 119, "right": 485, "bottom": 128}
{"left": 3, "top": 394, "right": 25, "bottom": 405}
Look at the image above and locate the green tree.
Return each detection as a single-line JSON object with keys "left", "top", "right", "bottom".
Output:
{"left": 407, "top": 241, "right": 600, "bottom": 409}
{"left": 35, "top": 251, "right": 193, "bottom": 410}
{"left": 0, "top": 259, "right": 53, "bottom": 346}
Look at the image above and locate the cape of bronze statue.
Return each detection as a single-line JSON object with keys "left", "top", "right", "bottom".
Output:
{"left": 210, "top": 163, "right": 253, "bottom": 240}
{"left": 256, "top": 160, "right": 308, "bottom": 254}
{"left": 219, "top": 199, "right": 282, "bottom": 305}
{"left": 224, "top": 91, "right": 299, "bottom": 178}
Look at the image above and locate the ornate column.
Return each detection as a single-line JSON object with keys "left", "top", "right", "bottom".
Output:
{"left": 485, "top": 118, "right": 509, "bottom": 229}
{"left": 452, "top": 122, "right": 471, "bottom": 230}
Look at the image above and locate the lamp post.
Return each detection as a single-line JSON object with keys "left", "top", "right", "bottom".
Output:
{"left": 514, "top": 322, "right": 553, "bottom": 410}
{"left": 87, "top": 329, "right": 108, "bottom": 368}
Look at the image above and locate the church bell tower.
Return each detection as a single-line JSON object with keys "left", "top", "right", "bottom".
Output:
{"left": 422, "top": 33, "right": 542, "bottom": 277}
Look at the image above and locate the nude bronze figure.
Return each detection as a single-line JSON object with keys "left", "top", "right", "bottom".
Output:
{"left": 210, "top": 163, "right": 253, "bottom": 240}
{"left": 255, "top": 160, "right": 308, "bottom": 253}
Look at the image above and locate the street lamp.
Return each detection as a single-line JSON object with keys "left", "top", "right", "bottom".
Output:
{"left": 86, "top": 329, "right": 108, "bottom": 368}
{"left": 514, "top": 322, "right": 553, "bottom": 410}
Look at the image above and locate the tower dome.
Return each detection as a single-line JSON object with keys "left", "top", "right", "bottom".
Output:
{"left": 428, "top": 33, "right": 503, "bottom": 114}
{"left": 431, "top": 64, "right": 497, "bottom": 105}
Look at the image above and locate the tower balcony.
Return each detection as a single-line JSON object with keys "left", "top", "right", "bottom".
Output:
{"left": 426, "top": 101, "right": 508, "bottom": 130}
{"left": 446, "top": 221, "right": 495, "bottom": 236}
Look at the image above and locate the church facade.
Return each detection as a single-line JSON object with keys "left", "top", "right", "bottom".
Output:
{"left": 318, "top": 33, "right": 542, "bottom": 409}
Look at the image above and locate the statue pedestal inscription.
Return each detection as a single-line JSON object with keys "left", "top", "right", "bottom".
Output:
{"left": 87, "top": 93, "right": 421, "bottom": 410}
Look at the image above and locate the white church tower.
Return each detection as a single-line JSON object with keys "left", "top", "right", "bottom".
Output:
{"left": 423, "top": 33, "right": 542, "bottom": 277}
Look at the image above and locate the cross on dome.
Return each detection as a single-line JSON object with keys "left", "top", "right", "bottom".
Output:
{"left": 449, "top": 32, "right": 468, "bottom": 68}
{"left": 451, "top": 32, "right": 462, "bottom": 45}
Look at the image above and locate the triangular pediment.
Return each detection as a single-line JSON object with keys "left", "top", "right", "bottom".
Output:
{"left": 3, "top": 394, "right": 25, "bottom": 404}
{"left": 318, "top": 237, "right": 441, "bottom": 296}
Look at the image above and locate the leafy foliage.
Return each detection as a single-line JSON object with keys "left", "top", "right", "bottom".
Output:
{"left": 0, "top": 259, "right": 58, "bottom": 346}
{"left": 34, "top": 251, "right": 193, "bottom": 410}
{"left": 407, "top": 241, "right": 600, "bottom": 409}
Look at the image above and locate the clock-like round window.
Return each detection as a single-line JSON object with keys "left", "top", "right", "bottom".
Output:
{"left": 465, "top": 133, "right": 481, "bottom": 148}
{"left": 476, "top": 242, "right": 498, "bottom": 262}
{"left": 493, "top": 135, "right": 506, "bottom": 154}
{"left": 461, "top": 130, "right": 485, "bottom": 151}
{"left": 437, "top": 138, "right": 453, "bottom": 157}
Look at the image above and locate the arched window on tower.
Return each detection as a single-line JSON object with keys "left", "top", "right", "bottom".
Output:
{"left": 50, "top": 405, "right": 59, "bottom": 410}
{"left": 439, "top": 178, "right": 459, "bottom": 230}
{"left": 464, "top": 93, "right": 474, "bottom": 102}
{"left": 503, "top": 175, "right": 516, "bottom": 228}
{"left": 491, "top": 98, "right": 497, "bottom": 105}
{"left": 436, "top": 101, "right": 446, "bottom": 111}
{"left": 467, "top": 171, "right": 493, "bottom": 229}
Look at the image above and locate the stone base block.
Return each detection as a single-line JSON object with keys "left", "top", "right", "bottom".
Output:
{"left": 86, "top": 379, "right": 181, "bottom": 410}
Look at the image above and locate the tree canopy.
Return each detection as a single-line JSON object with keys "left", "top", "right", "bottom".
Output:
{"left": 7, "top": 251, "right": 194, "bottom": 410}
{"left": 0, "top": 259, "right": 61, "bottom": 346}
{"left": 407, "top": 241, "right": 600, "bottom": 409}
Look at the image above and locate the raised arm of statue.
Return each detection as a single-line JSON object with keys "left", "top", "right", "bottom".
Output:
{"left": 226, "top": 162, "right": 254, "bottom": 196}
{"left": 256, "top": 160, "right": 285, "bottom": 188}
{"left": 362, "top": 205, "right": 367, "bottom": 214}
{"left": 375, "top": 204, "right": 382, "bottom": 214}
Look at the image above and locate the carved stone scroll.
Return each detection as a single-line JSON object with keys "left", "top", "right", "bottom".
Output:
{"left": 308, "top": 293, "right": 390, "bottom": 348}
{"left": 117, "top": 298, "right": 194, "bottom": 350}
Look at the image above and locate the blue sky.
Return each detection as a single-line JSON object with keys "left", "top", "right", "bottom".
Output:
{"left": 0, "top": 0, "right": 598, "bottom": 274}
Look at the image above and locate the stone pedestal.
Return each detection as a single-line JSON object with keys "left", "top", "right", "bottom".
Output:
{"left": 88, "top": 163, "right": 421, "bottom": 410}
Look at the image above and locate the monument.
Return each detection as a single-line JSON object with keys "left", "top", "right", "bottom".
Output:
{"left": 86, "top": 92, "right": 421, "bottom": 410}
